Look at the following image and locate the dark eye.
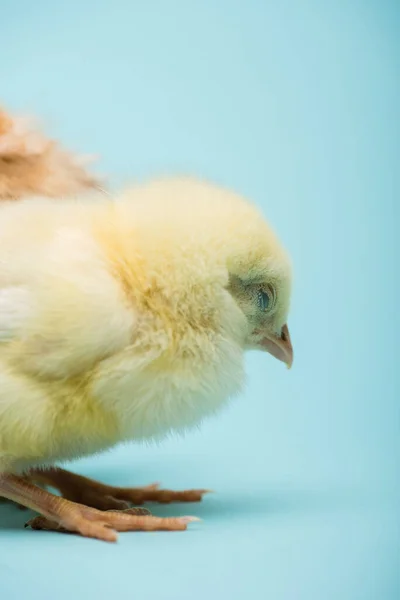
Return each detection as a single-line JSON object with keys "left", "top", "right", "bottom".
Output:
{"left": 257, "top": 287, "right": 275, "bottom": 312}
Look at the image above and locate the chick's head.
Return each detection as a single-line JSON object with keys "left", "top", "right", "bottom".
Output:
{"left": 207, "top": 183, "right": 293, "bottom": 367}
{"left": 117, "top": 178, "right": 293, "bottom": 368}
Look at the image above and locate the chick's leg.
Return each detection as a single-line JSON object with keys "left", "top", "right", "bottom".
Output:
{"left": 28, "top": 467, "right": 209, "bottom": 510}
{"left": 0, "top": 473, "right": 198, "bottom": 542}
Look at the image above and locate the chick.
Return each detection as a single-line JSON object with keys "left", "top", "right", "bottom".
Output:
{"left": 0, "top": 109, "right": 210, "bottom": 516}
{"left": 0, "top": 108, "right": 101, "bottom": 199}
{"left": 0, "top": 176, "right": 293, "bottom": 542}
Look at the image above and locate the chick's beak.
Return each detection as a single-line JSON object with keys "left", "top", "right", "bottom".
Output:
{"left": 260, "top": 324, "right": 293, "bottom": 368}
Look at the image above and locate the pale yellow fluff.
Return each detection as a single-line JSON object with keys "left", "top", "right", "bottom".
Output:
{"left": 0, "top": 177, "right": 292, "bottom": 474}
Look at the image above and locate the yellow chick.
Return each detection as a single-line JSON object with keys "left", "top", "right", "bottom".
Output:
{"left": 0, "top": 134, "right": 293, "bottom": 543}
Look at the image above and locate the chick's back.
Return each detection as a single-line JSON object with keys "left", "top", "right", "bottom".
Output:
{"left": 0, "top": 198, "right": 136, "bottom": 472}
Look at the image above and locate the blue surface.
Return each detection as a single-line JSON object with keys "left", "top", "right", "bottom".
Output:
{"left": 0, "top": 1, "right": 399, "bottom": 598}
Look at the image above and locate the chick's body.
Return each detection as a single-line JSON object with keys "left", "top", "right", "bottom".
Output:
{"left": 0, "top": 179, "right": 265, "bottom": 474}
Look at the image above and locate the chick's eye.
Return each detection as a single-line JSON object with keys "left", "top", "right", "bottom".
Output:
{"left": 257, "top": 287, "right": 274, "bottom": 312}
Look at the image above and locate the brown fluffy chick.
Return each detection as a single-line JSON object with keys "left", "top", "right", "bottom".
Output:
{"left": 0, "top": 108, "right": 101, "bottom": 199}
{"left": 0, "top": 114, "right": 293, "bottom": 543}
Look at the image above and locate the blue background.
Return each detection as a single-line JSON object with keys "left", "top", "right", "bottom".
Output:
{"left": 0, "top": 1, "right": 398, "bottom": 598}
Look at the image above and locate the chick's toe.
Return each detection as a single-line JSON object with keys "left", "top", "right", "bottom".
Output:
{"left": 29, "top": 467, "right": 210, "bottom": 509}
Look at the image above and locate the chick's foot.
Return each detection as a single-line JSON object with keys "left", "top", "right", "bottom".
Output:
{"left": 29, "top": 467, "right": 209, "bottom": 509}
{"left": 0, "top": 473, "right": 199, "bottom": 542}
